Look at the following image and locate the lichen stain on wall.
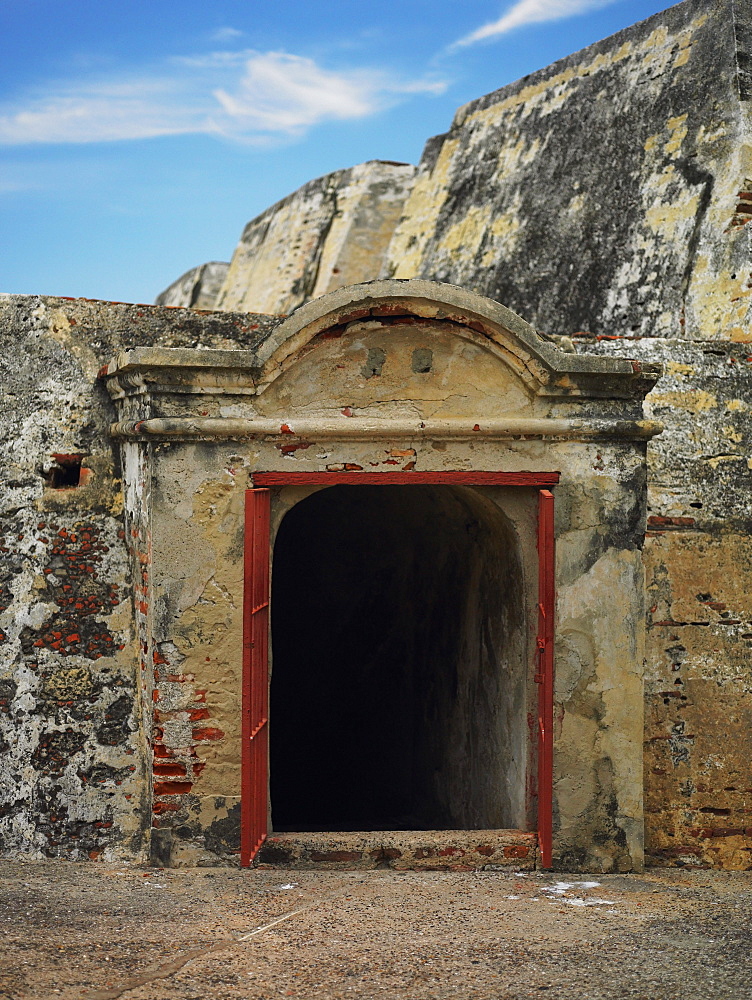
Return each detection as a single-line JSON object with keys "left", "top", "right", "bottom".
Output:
{"left": 0, "top": 514, "right": 144, "bottom": 860}
{"left": 1, "top": 294, "right": 281, "bottom": 864}
{"left": 0, "top": 298, "right": 149, "bottom": 861}
{"left": 387, "top": 139, "right": 460, "bottom": 280}
{"left": 386, "top": 5, "right": 739, "bottom": 345}
{"left": 216, "top": 162, "right": 416, "bottom": 315}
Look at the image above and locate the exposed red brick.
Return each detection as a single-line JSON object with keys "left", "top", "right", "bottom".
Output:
{"left": 153, "top": 761, "right": 188, "bottom": 777}
{"left": 192, "top": 726, "right": 225, "bottom": 742}
{"left": 279, "top": 442, "right": 312, "bottom": 454}
{"left": 503, "top": 845, "right": 530, "bottom": 858}
{"left": 152, "top": 780, "right": 192, "bottom": 796}
{"left": 152, "top": 801, "right": 181, "bottom": 815}
{"left": 647, "top": 515, "right": 696, "bottom": 528}
{"left": 368, "top": 847, "right": 402, "bottom": 860}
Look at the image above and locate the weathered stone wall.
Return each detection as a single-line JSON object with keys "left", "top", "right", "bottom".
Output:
{"left": 571, "top": 333, "right": 752, "bottom": 869}
{"left": 0, "top": 294, "right": 280, "bottom": 861}
{"left": 6, "top": 0, "right": 752, "bottom": 872}
{"left": 155, "top": 262, "right": 230, "bottom": 310}
{"left": 388, "top": 0, "right": 751, "bottom": 344}
{"left": 212, "top": 161, "right": 416, "bottom": 315}
{"left": 103, "top": 281, "right": 659, "bottom": 872}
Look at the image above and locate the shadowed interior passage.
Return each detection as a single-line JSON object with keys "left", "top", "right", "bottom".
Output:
{"left": 270, "top": 484, "right": 527, "bottom": 833}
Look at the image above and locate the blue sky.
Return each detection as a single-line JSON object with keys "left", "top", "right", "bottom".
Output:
{"left": 2, "top": 0, "right": 673, "bottom": 304}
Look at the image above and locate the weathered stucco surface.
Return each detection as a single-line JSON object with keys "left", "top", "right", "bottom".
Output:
{"left": 214, "top": 161, "right": 416, "bottom": 315}
{"left": 0, "top": 295, "right": 281, "bottom": 862}
{"left": 571, "top": 333, "right": 752, "bottom": 868}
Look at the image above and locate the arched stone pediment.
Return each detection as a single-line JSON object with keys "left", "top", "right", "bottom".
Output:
{"left": 103, "top": 279, "right": 662, "bottom": 443}
{"left": 254, "top": 280, "right": 661, "bottom": 402}
{"left": 254, "top": 295, "right": 535, "bottom": 423}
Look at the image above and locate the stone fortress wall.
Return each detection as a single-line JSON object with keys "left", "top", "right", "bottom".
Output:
{"left": 157, "top": 161, "right": 417, "bottom": 316}
{"left": 1, "top": 0, "right": 751, "bottom": 869}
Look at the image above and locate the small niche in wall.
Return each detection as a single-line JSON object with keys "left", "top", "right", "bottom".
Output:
{"left": 44, "top": 453, "right": 87, "bottom": 489}
{"left": 411, "top": 348, "right": 433, "bottom": 374}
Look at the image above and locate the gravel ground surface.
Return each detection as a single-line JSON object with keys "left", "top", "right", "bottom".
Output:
{"left": 1, "top": 862, "right": 751, "bottom": 999}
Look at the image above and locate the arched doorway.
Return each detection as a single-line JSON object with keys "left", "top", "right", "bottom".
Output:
{"left": 269, "top": 484, "right": 529, "bottom": 833}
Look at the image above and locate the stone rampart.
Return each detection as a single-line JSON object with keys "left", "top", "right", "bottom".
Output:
{"left": 214, "top": 160, "right": 416, "bottom": 315}
{"left": 389, "top": 0, "right": 751, "bottom": 345}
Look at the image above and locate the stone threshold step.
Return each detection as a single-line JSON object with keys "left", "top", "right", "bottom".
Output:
{"left": 255, "top": 829, "right": 537, "bottom": 870}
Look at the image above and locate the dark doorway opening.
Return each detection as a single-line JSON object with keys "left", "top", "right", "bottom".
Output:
{"left": 270, "top": 484, "right": 527, "bottom": 833}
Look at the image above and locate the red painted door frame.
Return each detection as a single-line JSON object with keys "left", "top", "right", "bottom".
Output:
{"left": 536, "top": 489, "right": 555, "bottom": 869}
{"left": 242, "top": 471, "right": 558, "bottom": 868}
{"left": 240, "top": 488, "right": 271, "bottom": 867}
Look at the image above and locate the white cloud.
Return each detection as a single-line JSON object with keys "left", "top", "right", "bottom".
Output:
{"left": 0, "top": 51, "right": 446, "bottom": 147}
{"left": 213, "top": 53, "right": 384, "bottom": 134}
{"left": 452, "top": 0, "right": 618, "bottom": 48}
{"left": 211, "top": 27, "right": 244, "bottom": 42}
{"left": 0, "top": 81, "right": 200, "bottom": 146}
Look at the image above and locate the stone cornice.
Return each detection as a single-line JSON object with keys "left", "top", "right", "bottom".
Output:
{"left": 110, "top": 415, "right": 662, "bottom": 443}
{"left": 100, "top": 281, "right": 664, "bottom": 403}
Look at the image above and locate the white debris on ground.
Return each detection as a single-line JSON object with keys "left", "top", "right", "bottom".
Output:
{"left": 540, "top": 881, "right": 617, "bottom": 908}
{"left": 543, "top": 882, "right": 602, "bottom": 895}
{"left": 503, "top": 879, "right": 618, "bottom": 910}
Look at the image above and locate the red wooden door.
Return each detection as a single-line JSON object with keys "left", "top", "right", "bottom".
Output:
{"left": 241, "top": 488, "right": 271, "bottom": 866}
{"left": 536, "top": 489, "right": 555, "bottom": 868}
{"left": 241, "top": 474, "right": 556, "bottom": 868}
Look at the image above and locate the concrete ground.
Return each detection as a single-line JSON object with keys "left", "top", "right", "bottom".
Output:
{"left": 2, "top": 863, "right": 751, "bottom": 1000}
